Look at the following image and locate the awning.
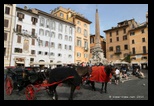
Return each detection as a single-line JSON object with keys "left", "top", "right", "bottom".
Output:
{"left": 30, "top": 62, "right": 63, "bottom": 65}
{"left": 16, "top": 61, "right": 24, "bottom": 64}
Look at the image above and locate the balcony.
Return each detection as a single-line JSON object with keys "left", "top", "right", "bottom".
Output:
{"left": 114, "top": 51, "right": 122, "bottom": 55}
{"left": 15, "top": 29, "right": 37, "bottom": 38}
{"left": 84, "top": 47, "right": 88, "bottom": 51}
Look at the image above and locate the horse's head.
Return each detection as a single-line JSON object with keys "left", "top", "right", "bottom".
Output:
{"left": 105, "top": 65, "right": 115, "bottom": 76}
{"left": 75, "top": 66, "right": 91, "bottom": 77}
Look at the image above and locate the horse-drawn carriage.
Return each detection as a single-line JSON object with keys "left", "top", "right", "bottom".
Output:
{"left": 4, "top": 63, "right": 82, "bottom": 100}
{"left": 4, "top": 65, "right": 48, "bottom": 99}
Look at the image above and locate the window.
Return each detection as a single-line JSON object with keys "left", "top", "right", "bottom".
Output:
{"left": 143, "top": 46, "right": 146, "bottom": 54}
{"left": 124, "top": 45, "right": 128, "bottom": 50}
{"left": 77, "top": 52, "right": 81, "bottom": 57}
{"left": 45, "top": 30, "right": 49, "bottom": 36}
{"left": 5, "top": 7, "right": 10, "bottom": 14}
{"left": 51, "top": 42, "right": 55, "bottom": 48}
{"left": 132, "top": 48, "right": 135, "bottom": 54}
{"left": 116, "top": 30, "right": 119, "bottom": 35}
{"left": 14, "top": 48, "right": 22, "bottom": 53}
{"left": 16, "top": 24, "right": 22, "bottom": 33}
{"left": 77, "top": 27, "right": 81, "bottom": 33}
{"left": 109, "top": 32, "right": 112, "bottom": 37}
{"left": 39, "top": 29, "right": 44, "bottom": 36}
{"left": 84, "top": 41, "right": 88, "bottom": 48}
{"left": 58, "top": 23, "right": 63, "bottom": 32}
{"left": 17, "top": 12, "right": 24, "bottom": 21}
{"left": 69, "top": 27, "right": 72, "bottom": 34}
{"left": 65, "top": 45, "right": 67, "bottom": 50}
{"left": 110, "top": 38, "right": 112, "bottom": 43}
{"left": 31, "top": 29, "right": 35, "bottom": 36}
{"left": 44, "top": 52, "right": 48, "bottom": 55}
{"left": 132, "top": 40, "right": 135, "bottom": 44}
{"left": 30, "top": 58, "right": 34, "bottom": 62}
{"left": 123, "top": 35, "right": 127, "bottom": 40}
{"left": 84, "top": 29, "right": 87, "bottom": 37}
{"left": 51, "top": 21, "right": 56, "bottom": 30}
{"left": 84, "top": 24, "right": 87, "bottom": 27}
{"left": 4, "top": 19, "right": 9, "bottom": 27}
{"left": 123, "top": 28, "right": 126, "bottom": 34}
{"left": 69, "top": 45, "right": 72, "bottom": 50}
{"left": 116, "top": 46, "right": 121, "bottom": 52}
{"left": 77, "top": 21, "right": 80, "bottom": 25}
{"left": 142, "top": 38, "right": 145, "bottom": 42}
{"left": 38, "top": 51, "right": 42, "bottom": 55}
{"left": 77, "top": 39, "right": 81, "bottom": 46}
{"left": 32, "top": 39, "right": 35, "bottom": 45}
{"left": 116, "top": 37, "right": 119, "bottom": 41}
{"left": 40, "top": 17, "right": 45, "bottom": 26}
{"left": 31, "top": 17, "right": 38, "bottom": 25}
{"left": 17, "top": 36, "right": 21, "bottom": 43}
{"left": 31, "top": 50, "right": 35, "bottom": 55}
{"left": 4, "top": 33, "right": 7, "bottom": 41}
{"left": 46, "top": 19, "right": 50, "bottom": 28}
{"left": 65, "top": 35, "right": 68, "bottom": 41}
{"left": 84, "top": 54, "right": 88, "bottom": 58}
{"left": 109, "top": 47, "right": 113, "bottom": 51}
{"left": 69, "top": 36, "right": 72, "bottom": 41}
{"left": 60, "top": 13, "right": 64, "bottom": 18}
{"left": 90, "top": 37, "right": 94, "bottom": 43}
{"left": 141, "top": 29, "right": 145, "bottom": 33}
{"left": 39, "top": 40, "right": 43, "bottom": 46}
{"left": 142, "top": 57, "right": 147, "bottom": 60}
{"left": 51, "top": 32, "right": 55, "bottom": 38}
{"left": 130, "top": 32, "right": 135, "bottom": 36}
{"left": 58, "top": 34, "right": 62, "bottom": 40}
{"left": 58, "top": 53, "right": 62, "bottom": 57}
{"left": 50, "top": 52, "right": 55, "bottom": 56}
{"left": 65, "top": 25, "right": 67, "bottom": 33}
{"left": 68, "top": 55, "right": 72, "bottom": 58}
{"left": 45, "top": 41, "right": 49, "bottom": 47}
{"left": 58, "top": 44, "right": 62, "bottom": 49}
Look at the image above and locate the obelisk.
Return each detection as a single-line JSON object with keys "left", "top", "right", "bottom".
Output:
{"left": 95, "top": 9, "right": 101, "bottom": 48}
{"left": 90, "top": 8, "right": 106, "bottom": 65}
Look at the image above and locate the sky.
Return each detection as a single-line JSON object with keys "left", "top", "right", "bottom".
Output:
{"left": 17, "top": 4, "right": 148, "bottom": 38}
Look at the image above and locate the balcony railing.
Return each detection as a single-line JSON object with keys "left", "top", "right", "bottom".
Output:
{"left": 114, "top": 51, "right": 121, "bottom": 54}
{"left": 15, "top": 29, "right": 37, "bottom": 38}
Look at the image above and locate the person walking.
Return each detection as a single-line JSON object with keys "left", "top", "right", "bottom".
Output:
{"left": 114, "top": 67, "right": 120, "bottom": 85}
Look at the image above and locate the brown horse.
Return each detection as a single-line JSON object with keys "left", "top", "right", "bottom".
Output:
{"left": 85, "top": 65, "right": 115, "bottom": 93}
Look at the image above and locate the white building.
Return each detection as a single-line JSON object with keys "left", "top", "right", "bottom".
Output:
{"left": 10, "top": 6, "right": 75, "bottom": 67}
{"left": 10, "top": 6, "right": 39, "bottom": 67}
{"left": 33, "top": 8, "right": 75, "bottom": 66}
{"left": 4, "top": 4, "right": 16, "bottom": 67}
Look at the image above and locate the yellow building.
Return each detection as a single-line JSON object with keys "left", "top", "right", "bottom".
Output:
{"left": 104, "top": 19, "right": 138, "bottom": 64}
{"left": 129, "top": 12, "right": 148, "bottom": 69}
{"left": 4, "top": 4, "right": 16, "bottom": 67}
{"left": 90, "top": 34, "right": 106, "bottom": 59}
{"left": 51, "top": 6, "right": 92, "bottom": 64}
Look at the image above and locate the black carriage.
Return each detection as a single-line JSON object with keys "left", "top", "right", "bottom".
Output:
{"left": 4, "top": 66, "right": 47, "bottom": 97}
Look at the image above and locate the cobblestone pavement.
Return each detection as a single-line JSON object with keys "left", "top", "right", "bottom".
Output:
{"left": 4, "top": 70, "right": 148, "bottom": 100}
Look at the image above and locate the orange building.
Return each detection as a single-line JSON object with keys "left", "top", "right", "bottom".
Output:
{"left": 129, "top": 13, "right": 148, "bottom": 69}
{"left": 104, "top": 19, "right": 138, "bottom": 64}
{"left": 51, "top": 6, "right": 92, "bottom": 64}
{"left": 104, "top": 12, "right": 148, "bottom": 69}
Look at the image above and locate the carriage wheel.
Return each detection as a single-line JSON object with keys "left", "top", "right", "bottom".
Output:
{"left": 25, "top": 84, "right": 36, "bottom": 100}
{"left": 5, "top": 76, "right": 14, "bottom": 95}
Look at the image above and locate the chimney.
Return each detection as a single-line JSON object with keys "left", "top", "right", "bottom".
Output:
{"left": 24, "top": 5, "right": 28, "bottom": 10}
